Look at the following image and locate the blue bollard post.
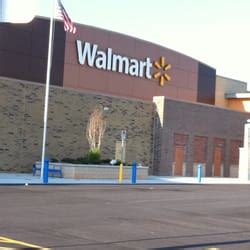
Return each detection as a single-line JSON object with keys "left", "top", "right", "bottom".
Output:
{"left": 197, "top": 164, "right": 202, "bottom": 183}
{"left": 131, "top": 161, "right": 137, "bottom": 184}
{"left": 43, "top": 158, "right": 49, "bottom": 184}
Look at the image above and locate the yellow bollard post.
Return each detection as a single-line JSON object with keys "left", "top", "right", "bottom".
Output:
{"left": 119, "top": 163, "right": 123, "bottom": 183}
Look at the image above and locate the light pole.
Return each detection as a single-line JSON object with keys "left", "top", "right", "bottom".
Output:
{"left": 121, "top": 130, "right": 127, "bottom": 164}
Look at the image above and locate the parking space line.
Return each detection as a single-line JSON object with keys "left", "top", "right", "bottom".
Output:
{"left": 0, "top": 236, "right": 50, "bottom": 249}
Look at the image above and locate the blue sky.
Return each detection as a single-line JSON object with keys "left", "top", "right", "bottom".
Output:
{"left": 36, "top": 0, "right": 250, "bottom": 86}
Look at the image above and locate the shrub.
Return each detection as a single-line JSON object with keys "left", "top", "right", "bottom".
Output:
{"left": 101, "top": 158, "right": 112, "bottom": 164}
{"left": 50, "top": 158, "right": 59, "bottom": 163}
{"left": 86, "top": 148, "right": 101, "bottom": 164}
{"left": 61, "top": 158, "right": 76, "bottom": 163}
{"left": 115, "top": 159, "right": 122, "bottom": 165}
{"left": 75, "top": 157, "right": 88, "bottom": 164}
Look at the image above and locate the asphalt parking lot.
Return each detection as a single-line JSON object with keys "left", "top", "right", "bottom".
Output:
{"left": 1, "top": 184, "right": 250, "bottom": 249}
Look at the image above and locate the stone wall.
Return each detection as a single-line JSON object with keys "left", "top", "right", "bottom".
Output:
{"left": 0, "top": 77, "right": 153, "bottom": 172}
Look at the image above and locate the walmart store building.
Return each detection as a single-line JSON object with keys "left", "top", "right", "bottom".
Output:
{"left": 0, "top": 17, "right": 249, "bottom": 176}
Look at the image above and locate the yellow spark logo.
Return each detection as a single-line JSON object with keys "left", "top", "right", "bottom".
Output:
{"left": 153, "top": 56, "right": 171, "bottom": 86}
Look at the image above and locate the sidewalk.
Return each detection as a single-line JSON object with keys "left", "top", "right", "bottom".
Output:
{"left": 0, "top": 173, "right": 249, "bottom": 185}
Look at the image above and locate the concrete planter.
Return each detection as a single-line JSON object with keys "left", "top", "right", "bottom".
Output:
{"left": 35, "top": 162, "right": 149, "bottom": 179}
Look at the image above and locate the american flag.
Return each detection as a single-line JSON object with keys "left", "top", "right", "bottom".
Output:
{"left": 57, "top": 0, "right": 76, "bottom": 33}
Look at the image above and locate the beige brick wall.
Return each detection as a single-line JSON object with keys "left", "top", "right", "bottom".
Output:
{"left": 0, "top": 77, "right": 153, "bottom": 172}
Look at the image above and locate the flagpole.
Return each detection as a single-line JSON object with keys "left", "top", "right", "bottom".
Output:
{"left": 41, "top": 0, "right": 56, "bottom": 181}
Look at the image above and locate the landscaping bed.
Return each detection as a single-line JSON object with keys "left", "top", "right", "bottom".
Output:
{"left": 34, "top": 162, "right": 149, "bottom": 179}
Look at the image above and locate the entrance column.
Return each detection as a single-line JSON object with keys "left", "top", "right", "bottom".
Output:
{"left": 206, "top": 137, "right": 213, "bottom": 177}
{"left": 186, "top": 134, "right": 194, "bottom": 176}
{"left": 223, "top": 139, "right": 231, "bottom": 177}
{"left": 239, "top": 119, "right": 250, "bottom": 180}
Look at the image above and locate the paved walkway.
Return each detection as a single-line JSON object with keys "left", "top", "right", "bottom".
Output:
{"left": 0, "top": 173, "right": 249, "bottom": 185}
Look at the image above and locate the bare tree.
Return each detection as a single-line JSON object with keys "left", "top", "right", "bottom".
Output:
{"left": 86, "top": 106, "right": 106, "bottom": 151}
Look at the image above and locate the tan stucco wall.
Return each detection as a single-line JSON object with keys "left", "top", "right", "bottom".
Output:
{"left": 215, "top": 76, "right": 247, "bottom": 110}
{"left": 0, "top": 77, "right": 153, "bottom": 172}
{"left": 227, "top": 99, "right": 250, "bottom": 112}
